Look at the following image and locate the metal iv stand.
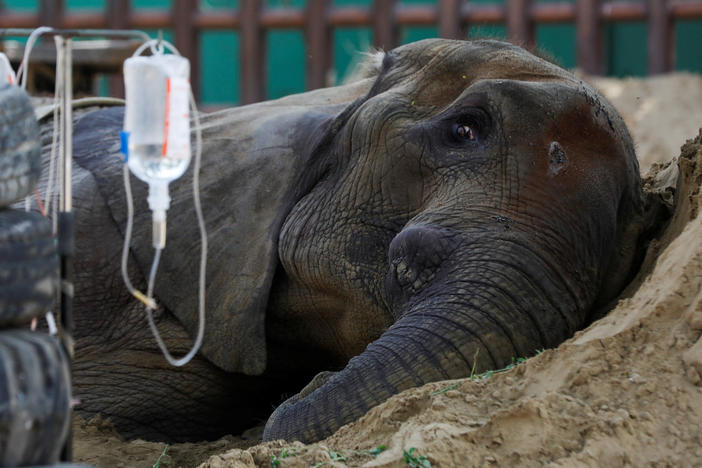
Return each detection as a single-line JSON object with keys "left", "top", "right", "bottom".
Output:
{"left": 0, "top": 27, "right": 153, "bottom": 463}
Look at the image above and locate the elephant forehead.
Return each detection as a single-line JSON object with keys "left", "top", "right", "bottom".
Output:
{"left": 376, "top": 39, "right": 573, "bottom": 100}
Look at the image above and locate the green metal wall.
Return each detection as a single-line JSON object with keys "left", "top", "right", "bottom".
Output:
{"left": 4, "top": 0, "right": 702, "bottom": 105}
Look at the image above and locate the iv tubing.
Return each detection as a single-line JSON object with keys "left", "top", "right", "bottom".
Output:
{"left": 120, "top": 38, "right": 207, "bottom": 366}
{"left": 16, "top": 26, "right": 53, "bottom": 89}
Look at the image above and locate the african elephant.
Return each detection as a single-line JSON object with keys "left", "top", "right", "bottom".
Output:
{"left": 60, "top": 38, "right": 645, "bottom": 444}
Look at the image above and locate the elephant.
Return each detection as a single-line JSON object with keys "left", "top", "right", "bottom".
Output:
{"left": 57, "top": 38, "right": 645, "bottom": 444}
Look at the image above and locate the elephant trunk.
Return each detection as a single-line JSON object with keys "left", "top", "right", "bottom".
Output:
{"left": 263, "top": 228, "right": 594, "bottom": 443}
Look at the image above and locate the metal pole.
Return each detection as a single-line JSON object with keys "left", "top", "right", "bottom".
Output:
{"left": 56, "top": 35, "right": 75, "bottom": 463}
{"left": 0, "top": 27, "right": 151, "bottom": 42}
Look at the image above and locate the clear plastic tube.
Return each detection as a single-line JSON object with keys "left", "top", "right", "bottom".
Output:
{"left": 16, "top": 26, "right": 53, "bottom": 90}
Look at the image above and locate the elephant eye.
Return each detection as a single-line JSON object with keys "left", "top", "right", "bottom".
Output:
{"left": 452, "top": 123, "right": 476, "bottom": 142}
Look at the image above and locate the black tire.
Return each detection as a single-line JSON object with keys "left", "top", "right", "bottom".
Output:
{"left": 0, "top": 84, "right": 42, "bottom": 208}
{"left": 0, "top": 209, "right": 58, "bottom": 328}
{"left": 0, "top": 330, "right": 72, "bottom": 466}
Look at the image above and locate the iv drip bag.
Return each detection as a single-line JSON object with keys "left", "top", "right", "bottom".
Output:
{"left": 123, "top": 54, "right": 191, "bottom": 189}
{"left": 0, "top": 53, "right": 16, "bottom": 86}
{"left": 123, "top": 53, "right": 191, "bottom": 248}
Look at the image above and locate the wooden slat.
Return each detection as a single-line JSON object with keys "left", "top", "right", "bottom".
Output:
{"left": 507, "top": 0, "right": 534, "bottom": 47}
{"left": 531, "top": 3, "right": 574, "bottom": 23}
{"left": 671, "top": 0, "right": 702, "bottom": 18}
{"left": 602, "top": 1, "right": 646, "bottom": 21}
{"left": 106, "top": 0, "right": 129, "bottom": 98}
{"left": 240, "top": 0, "right": 265, "bottom": 104}
{"left": 328, "top": 7, "right": 371, "bottom": 27}
{"left": 61, "top": 12, "right": 104, "bottom": 29}
{"left": 263, "top": 8, "right": 306, "bottom": 28}
{"left": 0, "top": 13, "right": 36, "bottom": 28}
{"left": 39, "top": 0, "right": 64, "bottom": 27}
{"left": 131, "top": 10, "right": 171, "bottom": 29}
{"left": 373, "top": 0, "right": 398, "bottom": 50}
{"left": 173, "top": 0, "right": 200, "bottom": 100}
{"left": 439, "top": 0, "right": 463, "bottom": 39}
{"left": 306, "top": 0, "right": 331, "bottom": 90}
{"left": 397, "top": 5, "right": 437, "bottom": 26}
{"left": 576, "top": 0, "right": 603, "bottom": 75}
{"left": 193, "top": 10, "right": 240, "bottom": 29}
{"left": 648, "top": 0, "right": 673, "bottom": 74}
{"left": 463, "top": 3, "right": 505, "bottom": 24}
{"left": 106, "top": 0, "right": 129, "bottom": 28}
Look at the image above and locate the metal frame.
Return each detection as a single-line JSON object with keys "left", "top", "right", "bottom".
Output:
{"left": 0, "top": 27, "right": 152, "bottom": 462}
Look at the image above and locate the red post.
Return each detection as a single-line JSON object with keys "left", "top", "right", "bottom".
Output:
{"left": 173, "top": 0, "right": 200, "bottom": 100}
{"left": 648, "top": 0, "right": 673, "bottom": 74}
{"left": 240, "top": 0, "right": 265, "bottom": 104}
{"left": 306, "top": 0, "right": 332, "bottom": 90}
{"left": 576, "top": 0, "right": 603, "bottom": 75}
{"left": 373, "top": 0, "right": 398, "bottom": 50}
{"left": 106, "top": 0, "right": 130, "bottom": 98}
{"left": 438, "top": 0, "right": 463, "bottom": 39}
{"left": 40, "top": 0, "right": 64, "bottom": 27}
{"left": 507, "top": 0, "right": 534, "bottom": 48}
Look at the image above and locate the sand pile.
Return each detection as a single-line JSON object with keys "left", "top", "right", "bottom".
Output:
{"left": 591, "top": 73, "right": 702, "bottom": 174}
{"left": 72, "top": 74, "right": 702, "bottom": 467}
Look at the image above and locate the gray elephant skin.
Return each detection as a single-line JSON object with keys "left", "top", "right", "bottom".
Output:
{"left": 63, "top": 39, "right": 645, "bottom": 444}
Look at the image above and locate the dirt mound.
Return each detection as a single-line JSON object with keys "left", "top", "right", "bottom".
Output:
{"left": 72, "top": 75, "right": 702, "bottom": 467}
{"left": 591, "top": 73, "right": 702, "bottom": 174}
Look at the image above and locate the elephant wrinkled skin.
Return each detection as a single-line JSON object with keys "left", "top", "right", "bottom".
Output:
{"left": 60, "top": 39, "right": 644, "bottom": 443}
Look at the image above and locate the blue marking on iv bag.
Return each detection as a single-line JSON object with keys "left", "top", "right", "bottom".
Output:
{"left": 120, "top": 131, "right": 130, "bottom": 162}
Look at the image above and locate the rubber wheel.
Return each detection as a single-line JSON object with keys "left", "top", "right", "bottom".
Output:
{"left": 0, "top": 84, "right": 42, "bottom": 208}
{"left": 0, "top": 330, "right": 72, "bottom": 466}
{"left": 0, "top": 209, "right": 58, "bottom": 328}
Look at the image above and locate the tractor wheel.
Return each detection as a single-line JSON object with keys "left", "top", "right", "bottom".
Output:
{"left": 0, "top": 330, "right": 72, "bottom": 466}
{"left": 0, "top": 84, "right": 42, "bottom": 208}
{"left": 0, "top": 208, "right": 58, "bottom": 328}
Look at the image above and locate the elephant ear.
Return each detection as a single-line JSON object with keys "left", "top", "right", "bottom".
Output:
{"left": 71, "top": 81, "right": 372, "bottom": 375}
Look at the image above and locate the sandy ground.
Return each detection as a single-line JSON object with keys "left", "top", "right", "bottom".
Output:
{"left": 73, "top": 73, "right": 702, "bottom": 467}
{"left": 592, "top": 72, "right": 702, "bottom": 174}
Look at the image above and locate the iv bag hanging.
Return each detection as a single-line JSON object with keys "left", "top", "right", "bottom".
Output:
{"left": 0, "top": 53, "right": 16, "bottom": 86}
{"left": 123, "top": 54, "right": 191, "bottom": 185}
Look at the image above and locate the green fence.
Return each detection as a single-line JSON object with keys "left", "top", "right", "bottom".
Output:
{"left": 3, "top": 0, "right": 702, "bottom": 105}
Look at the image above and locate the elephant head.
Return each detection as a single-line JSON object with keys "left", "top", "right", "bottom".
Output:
{"left": 68, "top": 39, "right": 643, "bottom": 442}
{"left": 260, "top": 39, "right": 644, "bottom": 442}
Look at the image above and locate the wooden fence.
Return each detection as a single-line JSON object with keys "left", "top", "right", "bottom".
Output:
{"left": 1, "top": 0, "right": 702, "bottom": 104}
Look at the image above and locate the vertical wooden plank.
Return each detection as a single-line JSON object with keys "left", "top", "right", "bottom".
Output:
{"left": 439, "top": 0, "right": 463, "bottom": 39}
{"left": 306, "top": 0, "right": 331, "bottom": 90}
{"left": 173, "top": 0, "right": 200, "bottom": 101}
{"left": 107, "top": 0, "right": 129, "bottom": 28}
{"left": 106, "top": 0, "right": 130, "bottom": 98}
{"left": 40, "top": 0, "right": 64, "bottom": 27}
{"left": 648, "top": 0, "right": 673, "bottom": 74}
{"left": 240, "top": 0, "right": 265, "bottom": 104}
{"left": 576, "top": 0, "right": 603, "bottom": 75}
{"left": 507, "top": 0, "right": 534, "bottom": 48}
{"left": 373, "top": 0, "right": 398, "bottom": 50}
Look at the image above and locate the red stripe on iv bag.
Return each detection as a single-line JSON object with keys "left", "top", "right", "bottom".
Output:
{"left": 162, "top": 77, "right": 171, "bottom": 157}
